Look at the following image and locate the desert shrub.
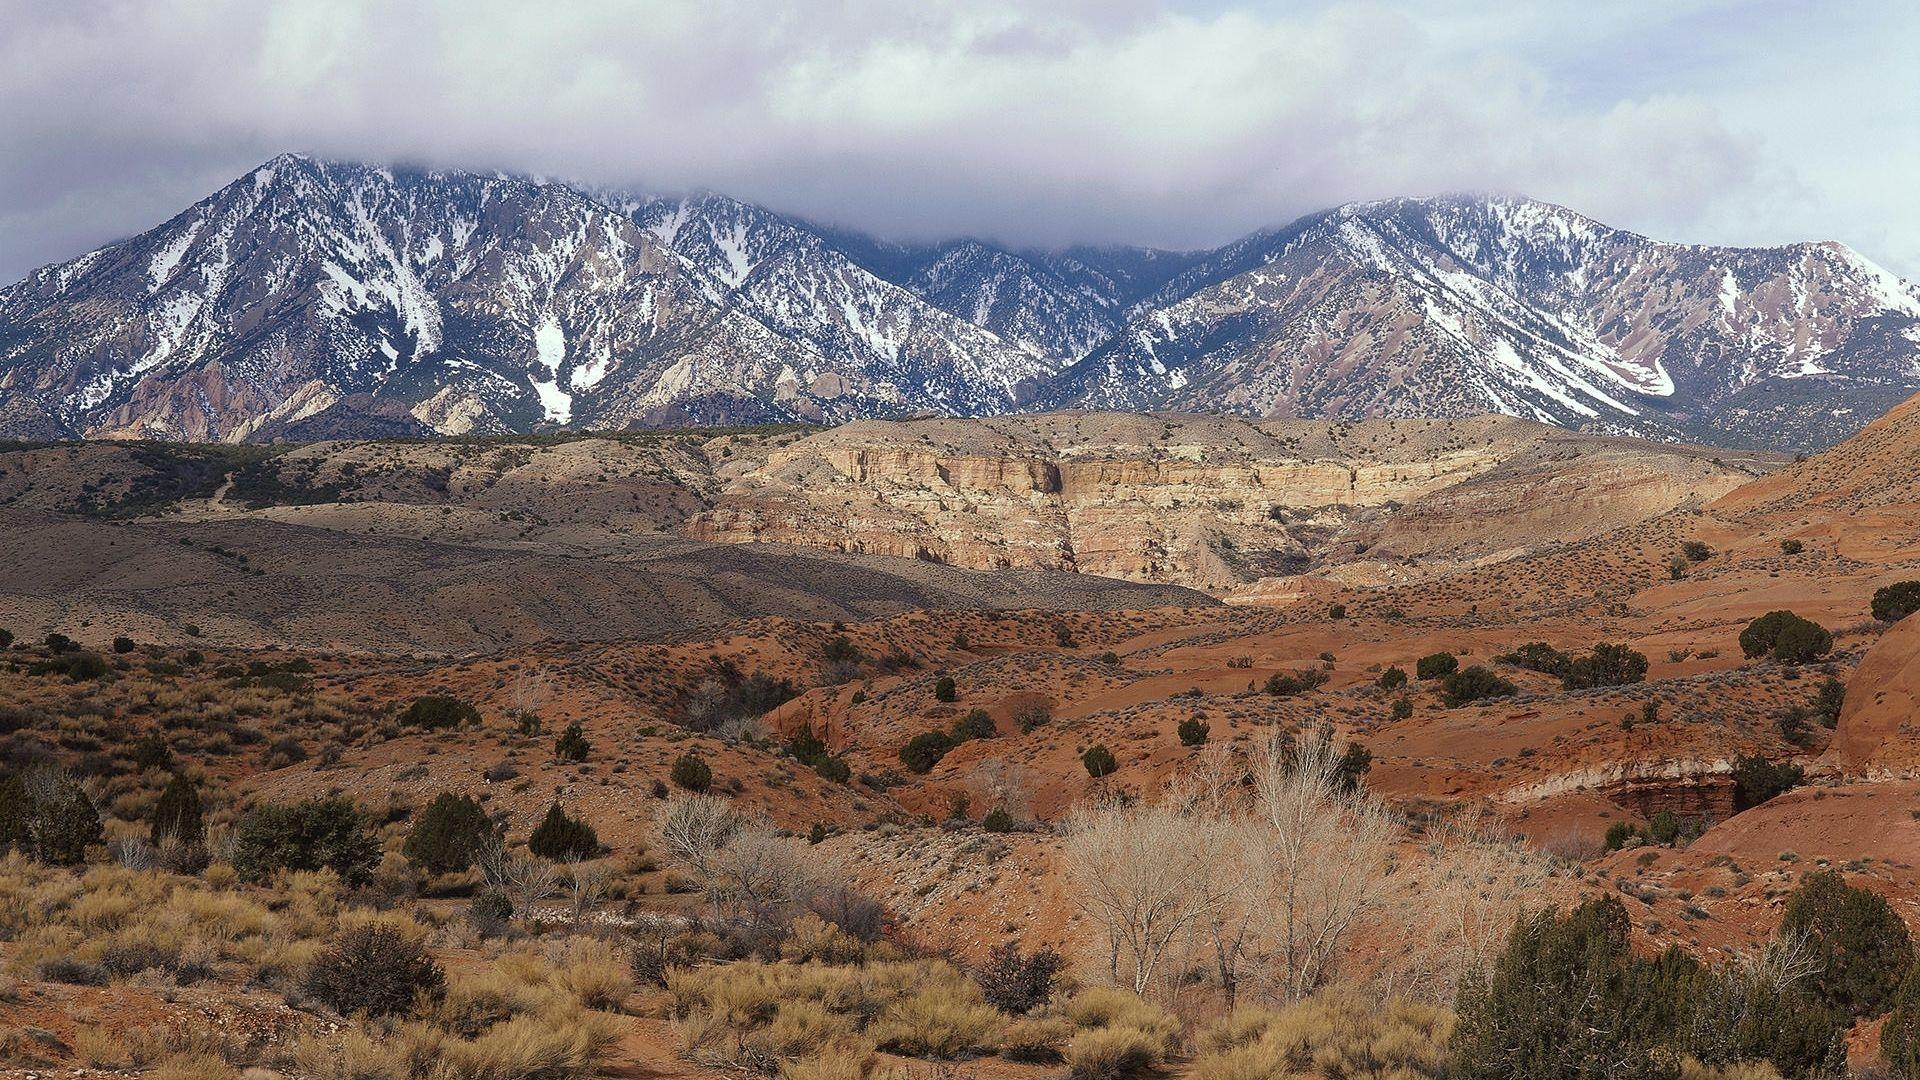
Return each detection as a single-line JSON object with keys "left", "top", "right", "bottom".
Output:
{"left": 1081, "top": 745, "right": 1118, "bottom": 778}
{"left": 436, "top": 1008, "right": 619, "bottom": 1079}
{"left": 780, "top": 913, "right": 865, "bottom": 965}
{"left": 0, "top": 766, "right": 104, "bottom": 864}
{"left": 950, "top": 709, "right": 996, "bottom": 742}
{"left": 1603, "top": 820, "right": 1637, "bottom": 853}
{"left": 528, "top": 802, "right": 598, "bottom": 860}
{"left": 1264, "top": 668, "right": 1328, "bottom": 696}
{"left": 1781, "top": 870, "right": 1914, "bottom": 1017}
{"left": 230, "top": 797, "right": 376, "bottom": 885}
{"left": 1194, "top": 989, "right": 1453, "bottom": 1079}
{"left": 982, "top": 808, "right": 1015, "bottom": 833}
{"left": 1067, "top": 1025, "right": 1165, "bottom": 1080}
{"left": 112, "top": 636, "right": 136, "bottom": 654}
{"left": 804, "top": 885, "right": 888, "bottom": 944}
{"left": 1452, "top": 896, "right": 1701, "bottom": 1080}
{"left": 899, "top": 732, "right": 953, "bottom": 774}
{"left": 672, "top": 752, "right": 714, "bottom": 792}
{"left": 150, "top": 772, "right": 205, "bottom": 847}
{"left": 1495, "top": 642, "right": 1572, "bottom": 676}
{"left": 1684, "top": 950, "right": 1845, "bottom": 1080}
{"left": 1811, "top": 677, "right": 1846, "bottom": 729}
{"left": 1328, "top": 603, "right": 1347, "bottom": 620}
{"left": 1337, "top": 741, "right": 1373, "bottom": 792}
{"left": 1002, "top": 1017, "right": 1075, "bottom": 1063}
{"left": 1779, "top": 539, "right": 1804, "bottom": 555}
{"left": 1014, "top": 701, "right": 1052, "bottom": 732}
{"left": 1884, "top": 964, "right": 1920, "bottom": 1078}
{"left": 788, "top": 725, "right": 851, "bottom": 784}
{"left": 469, "top": 889, "right": 514, "bottom": 925}
{"left": 1177, "top": 718, "right": 1209, "bottom": 746}
{"left": 1415, "top": 652, "right": 1458, "bottom": 680}
{"left": 1739, "top": 611, "right": 1832, "bottom": 664}
{"left": 1389, "top": 697, "right": 1412, "bottom": 721}
{"left": 933, "top": 676, "right": 958, "bottom": 703}
{"left": 1874, "top": 581, "right": 1920, "bottom": 625}
{"left": 870, "top": 985, "right": 1003, "bottom": 1057}
{"left": 1648, "top": 810, "right": 1681, "bottom": 846}
{"left": 305, "top": 922, "right": 446, "bottom": 1017}
{"left": 405, "top": 793, "right": 496, "bottom": 873}
{"left": 1441, "top": 666, "right": 1517, "bottom": 708}
{"left": 1376, "top": 666, "right": 1408, "bottom": 690}
{"left": 28, "top": 650, "right": 109, "bottom": 681}
{"left": 398, "top": 695, "right": 480, "bottom": 729}
{"left": 1731, "top": 756, "right": 1804, "bottom": 812}
{"left": 973, "top": 942, "right": 1062, "bottom": 1015}
{"left": 1561, "top": 643, "right": 1649, "bottom": 689}
{"left": 553, "top": 722, "right": 591, "bottom": 763}
{"left": 1682, "top": 541, "right": 1714, "bottom": 563}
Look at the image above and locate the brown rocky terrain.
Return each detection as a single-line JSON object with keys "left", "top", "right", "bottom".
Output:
{"left": 4, "top": 398, "right": 1920, "bottom": 1077}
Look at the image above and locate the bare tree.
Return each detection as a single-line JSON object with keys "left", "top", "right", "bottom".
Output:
{"left": 476, "top": 837, "right": 558, "bottom": 917}
{"left": 713, "top": 828, "right": 816, "bottom": 907}
{"left": 1378, "top": 808, "right": 1559, "bottom": 1001}
{"left": 1062, "top": 796, "right": 1232, "bottom": 995}
{"left": 653, "top": 792, "right": 743, "bottom": 882}
{"left": 1246, "top": 725, "right": 1396, "bottom": 1002}
{"left": 563, "top": 855, "right": 615, "bottom": 920}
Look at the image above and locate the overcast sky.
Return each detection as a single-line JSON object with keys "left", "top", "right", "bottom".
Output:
{"left": 3, "top": 0, "right": 1915, "bottom": 283}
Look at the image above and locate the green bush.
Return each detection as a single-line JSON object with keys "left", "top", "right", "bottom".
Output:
{"left": 671, "top": 752, "right": 713, "bottom": 792}
{"left": 1602, "top": 820, "right": 1636, "bottom": 853}
{"left": 1452, "top": 896, "right": 1700, "bottom": 1080}
{"left": 1014, "top": 701, "right": 1052, "bottom": 732}
{"left": 1442, "top": 666, "right": 1517, "bottom": 707}
{"left": 1337, "top": 741, "right": 1373, "bottom": 792}
{"left": 950, "top": 709, "right": 997, "bottom": 742}
{"left": 1328, "top": 603, "right": 1347, "bottom": 620}
{"left": 1875, "top": 581, "right": 1920, "bottom": 625}
{"left": 1560, "top": 643, "right": 1649, "bottom": 690}
{"left": 1376, "top": 666, "right": 1408, "bottom": 691}
{"left": 403, "top": 792, "right": 495, "bottom": 873}
{"left": 982, "top": 807, "right": 1014, "bottom": 833}
{"left": 1416, "top": 652, "right": 1458, "bottom": 680}
{"left": 231, "top": 797, "right": 379, "bottom": 885}
{"left": 1082, "top": 745, "right": 1118, "bottom": 778}
{"left": 1812, "top": 677, "right": 1846, "bottom": 728}
{"left": 0, "top": 767, "right": 103, "bottom": 865}
{"left": 1884, "top": 964, "right": 1920, "bottom": 1078}
{"left": 1177, "top": 718, "right": 1209, "bottom": 746}
{"left": 527, "top": 801, "right": 598, "bottom": 860}
{"left": 1780, "top": 538, "right": 1805, "bottom": 555}
{"left": 1264, "top": 668, "right": 1328, "bottom": 696}
{"left": 1731, "top": 755, "right": 1804, "bottom": 811}
{"left": 28, "top": 651, "right": 109, "bottom": 681}
{"left": 1647, "top": 810, "right": 1680, "bottom": 846}
{"left": 112, "top": 636, "right": 136, "bottom": 654}
{"left": 304, "top": 923, "right": 445, "bottom": 1018}
{"left": 1782, "top": 870, "right": 1914, "bottom": 1018}
{"left": 554, "top": 721, "right": 591, "bottom": 763}
{"left": 150, "top": 772, "right": 205, "bottom": 847}
{"left": 1739, "top": 611, "right": 1832, "bottom": 664}
{"left": 1682, "top": 541, "right": 1714, "bottom": 562}
{"left": 900, "top": 731, "right": 954, "bottom": 774}
{"left": 1495, "top": 642, "right": 1571, "bottom": 676}
{"left": 397, "top": 695, "right": 480, "bottom": 729}
{"left": 934, "top": 676, "right": 958, "bottom": 702}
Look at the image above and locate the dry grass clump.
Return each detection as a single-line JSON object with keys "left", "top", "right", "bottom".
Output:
{"left": 670, "top": 958, "right": 1010, "bottom": 1071}
{"left": 1192, "top": 988, "right": 1453, "bottom": 1080}
{"left": 1059, "top": 985, "right": 1182, "bottom": 1080}
{"left": 1677, "top": 1060, "right": 1783, "bottom": 1080}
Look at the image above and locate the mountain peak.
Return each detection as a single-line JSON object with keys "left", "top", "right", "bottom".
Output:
{"left": 0, "top": 158, "right": 1915, "bottom": 451}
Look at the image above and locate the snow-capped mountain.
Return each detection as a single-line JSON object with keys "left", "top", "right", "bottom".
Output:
{"left": 2, "top": 160, "right": 1918, "bottom": 449}
{"left": 1035, "top": 197, "right": 1920, "bottom": 448}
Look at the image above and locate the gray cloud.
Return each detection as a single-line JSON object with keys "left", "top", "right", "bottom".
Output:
{"left": 1, "top": 0, "right": 1912, "bottom": 282}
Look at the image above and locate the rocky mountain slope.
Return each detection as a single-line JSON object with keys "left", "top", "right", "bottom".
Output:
{"left": 3, "top": 157, "right": 1917, "bottom": 448}
{"left": 1038, "top": 197, "right": 1920, "bottom": 449}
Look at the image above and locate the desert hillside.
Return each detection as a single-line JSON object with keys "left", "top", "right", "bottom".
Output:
{"left": 3, "top": 399, "right": 1919, "bottom": 1079}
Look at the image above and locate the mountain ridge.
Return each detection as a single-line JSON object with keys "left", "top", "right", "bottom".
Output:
{"left": 3, "top": 154, "right": 1917, "bottom": 450}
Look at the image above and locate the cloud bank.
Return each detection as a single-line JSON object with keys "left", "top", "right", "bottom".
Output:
{"left": 1, "top": 0, "right": 1914, "bottom": 282}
